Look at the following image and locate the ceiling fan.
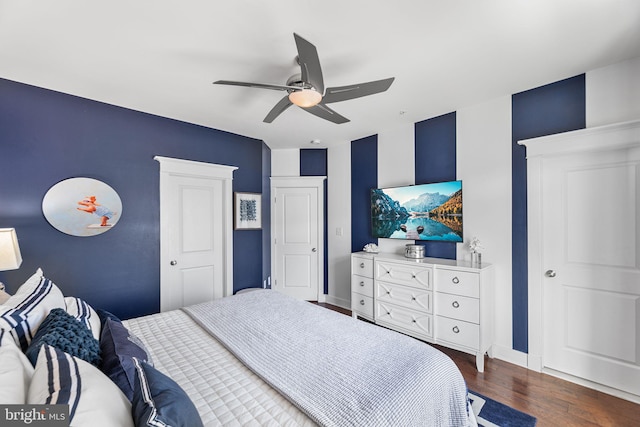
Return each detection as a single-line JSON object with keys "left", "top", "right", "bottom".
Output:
{"left": 213, "top": 33, "right": 395, "bottom": 124}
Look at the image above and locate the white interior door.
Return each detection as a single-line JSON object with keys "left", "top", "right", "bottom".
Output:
{"left": 540, "top": 141, "right": 640, "bottom": 396}
{"left": 271, "top": 177, "right": 325, "bottom": 301}
{"left": 156, "top": 157, "right": 236, "bottom": 312}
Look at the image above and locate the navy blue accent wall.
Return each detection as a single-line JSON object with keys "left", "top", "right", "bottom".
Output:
{"left": 300, "top": 149, "right": 327, "bottom": 176}
{"left": 351, "top": 136, "right": 378, "bottom": 252}
{"left": 0, "top": 79, "right": 268, "bottom": 319}
{"left": 300, "top": 149, "right": 328, "bottom": 294}
{"left": 511, "top": 74, "right": 586, "bottom": 352}
{"left": 414, "top": 112, "right": 457, "bottom": 259}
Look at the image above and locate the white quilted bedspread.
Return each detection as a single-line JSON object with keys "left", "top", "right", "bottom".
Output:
{"left": 184, "top": 290, "right": 472, "bottom": 427}
{"left": 124, "top": 310, "right": 315, "bottom": 427}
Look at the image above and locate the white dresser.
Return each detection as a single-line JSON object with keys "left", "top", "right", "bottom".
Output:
{"left": 350, "top": 252, "right": 494, "bottom": 372}
{"left": 350, "top": 253, "right": 375, "bottom": 321}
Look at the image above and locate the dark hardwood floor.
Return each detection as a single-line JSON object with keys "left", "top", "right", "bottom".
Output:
{"left": 314, "top": 302, "right": 640, "bottom": 427}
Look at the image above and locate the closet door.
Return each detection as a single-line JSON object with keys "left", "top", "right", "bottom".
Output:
{"left": 271, "top": 176, "right": 325, "bottom": 301}
{"left": 522, "top": 120, "right": 640, "bottom": 399}
{"left": 541, "top": 147, "right": 640, "bottom": 397}
{"left": 156, "top": 157, "right": 236, "bottom": 311}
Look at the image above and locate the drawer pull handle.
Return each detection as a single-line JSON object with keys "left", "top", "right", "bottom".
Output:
{"left": 360, "top": 263, "right": 365, "bottom": 268}
{"left": 359, "top": 281, "right": 365, "bottom": 287}
{"left": 452, "top": 276, "right": 460, "bottom": 284}
{"left": 360, "top": 300, "right": 365, "bottom": 306}
{"left": 452, "top": 326, "right": 460, "bottom": 334}
{"left": 452, "top": 301, "right": 460, "bottom": 308}
{"left": 412, "top": 319, "right": 417, "bottom": 323}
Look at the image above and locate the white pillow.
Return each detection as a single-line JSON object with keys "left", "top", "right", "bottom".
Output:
{"left": 28, "top": 345, "right": 134, "bottom": 427}
{"left": 0, "top": 268, "right": 65, "bottom": 351}
{"left": 64, "top": 297, "right": 101, "bottom": 341}
{"left": 0, "top": 329, "right": 34, "bottom": 404}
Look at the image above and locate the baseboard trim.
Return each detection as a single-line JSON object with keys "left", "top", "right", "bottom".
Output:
{"left": 543, "top": 368, "right": 640, "bottom": 404}
{"left": 492, "top": 347, "right": 640, "bottom": 404}
{"left": 323, "top": 294, "right": 350, "bottom": 310}
{"left": 491, "top": 344, "right": 529, "bottom": 369}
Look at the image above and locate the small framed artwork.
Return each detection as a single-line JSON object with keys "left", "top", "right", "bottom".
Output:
{"left": 234, "top": 192, "right": 262, "bottom": 230}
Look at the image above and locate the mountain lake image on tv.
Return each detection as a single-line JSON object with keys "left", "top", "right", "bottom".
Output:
{"left": 371, "top": 180, "right": 463, "bottom": 242}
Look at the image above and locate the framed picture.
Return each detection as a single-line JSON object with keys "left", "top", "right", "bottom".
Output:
{"left": 234, "top": 192, "right": 262, "bottom": 230}
{"left": 42, "top": 177, "right": 122, "bottom": 237}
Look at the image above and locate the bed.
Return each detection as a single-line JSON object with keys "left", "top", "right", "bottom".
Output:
{"left": 1, "top": 269, "right": 478, "bottom": 426}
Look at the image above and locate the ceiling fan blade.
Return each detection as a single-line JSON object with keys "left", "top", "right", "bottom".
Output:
{"left": 293, "top": 33, "right": 324, "bottom": 94}
{"left": 322, "top": 77, "right": 395, "bottom": 104}
{"left": 214, "top": 80, "right": 295, "bottom": 92}
{"left": 303, "top": 103, "right": 349, "bottom": 124}
{"left": 263, "top": 96, "right": 293, "bottom": 123}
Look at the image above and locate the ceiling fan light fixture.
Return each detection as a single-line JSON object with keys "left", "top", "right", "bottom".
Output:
{"left": 288, "top": 89, "right": 322, "bottom": 108}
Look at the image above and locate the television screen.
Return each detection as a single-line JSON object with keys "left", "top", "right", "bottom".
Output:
{"left": 371, "top": 180, "right": 463, "bottom": 242}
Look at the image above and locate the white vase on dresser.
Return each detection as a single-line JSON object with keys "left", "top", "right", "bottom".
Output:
{"left": 351, "top": 251, "right": 494, "bottom": 372}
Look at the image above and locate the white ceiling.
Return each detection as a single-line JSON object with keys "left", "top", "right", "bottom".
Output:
{"left": 1, "top": 1, "right": 639, "bottom": 149}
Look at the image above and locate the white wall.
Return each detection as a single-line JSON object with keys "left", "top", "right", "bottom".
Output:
{"left": 456, "top": 96, "right": 519, "bottom": 364}
{"left": 271, "top": 149, "right": 300, "bottom": 176}
{"left": 587, "top": 56, "right": 640, "bottom": 127}
{"left": 377, "top": 123, "right": 416, "bottom": 255}
{"left": 326, "top": 142, "right": 352, "bottom": 307}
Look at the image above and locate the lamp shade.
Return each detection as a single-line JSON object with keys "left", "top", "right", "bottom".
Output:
{"left": 288, "top": 89, "right": 322, "bottom": 108}
{"left": 0, "top": 228, "right": 22, "bottom": 271}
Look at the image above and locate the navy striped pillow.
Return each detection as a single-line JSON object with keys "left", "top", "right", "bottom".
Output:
{"left": 28, "top": 344, "right": 134, "bottom": 427}
{"left": 64, "top": 297, "right": 101, "bottom": 341}
{"left": 0, "top": 275, "right": 64, "bottom": 351}
{"left": 39, "top": 345, "right": 82, "bottom": 419}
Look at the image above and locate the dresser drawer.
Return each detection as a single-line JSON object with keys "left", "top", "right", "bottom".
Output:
{"left": 436, "top": 269, "right": 479, "bottom": 298}
{"left": 375, "top": 260, "right": 432, "bottom": 290}
{"left": 352, "top": 256, "right": 374, "bottom": 278}
{"left": 376, "top": 281, "right": 432, "bottom": 314}
{"left": 436, "top": 316, "right": 479, "bottom": 350}
{"left": 351, "top": 275, "right": 374, "bottom": 298}
{"left": 376, "top": 302, "right": 433, "bottom": 340}
{"left": 352, "top": 293, "right": 374, "bottom": 318}
{"left": 435, "top": 292, "right": 479, "bottom": 324}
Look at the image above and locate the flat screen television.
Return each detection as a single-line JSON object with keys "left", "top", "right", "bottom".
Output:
{"left": 371, "top": 180, "right": 463, "bottom": 242}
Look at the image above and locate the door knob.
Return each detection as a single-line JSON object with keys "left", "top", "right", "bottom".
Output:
{"left": 312, "top": 248, "right": 317, "bottom": 252}
{"left": 170, "top": 260, "right": 177, "bottom": 266}
{"left": 545, "top": 270, "right": 556, "bottom": 278}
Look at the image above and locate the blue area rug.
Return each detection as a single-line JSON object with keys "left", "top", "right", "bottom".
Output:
{"left": 469, "top": 390, "right": 537, "bottom": 427}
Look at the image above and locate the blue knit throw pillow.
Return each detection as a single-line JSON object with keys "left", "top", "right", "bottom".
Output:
{"left": 25, "top": 308, "right": 101, "bottom": 367}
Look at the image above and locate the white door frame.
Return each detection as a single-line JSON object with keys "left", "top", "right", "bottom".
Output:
{"left": 270, "top": 176, "right": 326, "bottom": 302}
{"left": 155, "top": 156, "right": 237, "bottom": 310}
{"left": 520, "top": 119, "right": 640, "bottom": 398}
